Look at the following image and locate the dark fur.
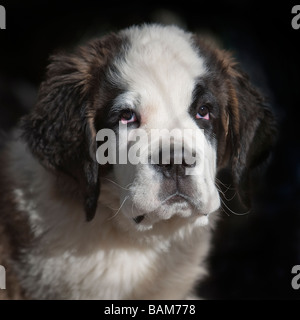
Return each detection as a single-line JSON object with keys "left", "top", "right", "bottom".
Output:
{"left": 21, "top": 33, "right": 125, "bottom": 221}
{"left": 193, "top": 36, "right": 277, "bottom": 208}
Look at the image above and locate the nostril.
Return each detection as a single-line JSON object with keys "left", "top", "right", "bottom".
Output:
{"left": 151, "top": 147, "right": 196, "bottom": 178}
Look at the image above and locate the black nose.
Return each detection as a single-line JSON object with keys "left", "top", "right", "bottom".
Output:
{"left": 152, "top": 147, "right": 196, "bottom": 178}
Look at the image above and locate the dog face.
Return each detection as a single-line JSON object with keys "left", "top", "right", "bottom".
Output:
{"left": 105, "top": 26, "right": 220, "bottom": 230}
{"left": 21, "top": 24, "right": 276, "bottom": 231}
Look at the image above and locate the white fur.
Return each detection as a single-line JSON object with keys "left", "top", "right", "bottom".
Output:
{"left": 8, "top": 140, "right": 213, "bottom": 299}
{"left": 112, "top": 25, "right": 220, "bottom": 230}
{"left": 6, "top": 25, "right": 221, "bottom": 299}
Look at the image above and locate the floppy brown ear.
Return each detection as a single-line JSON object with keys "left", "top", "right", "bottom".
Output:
{"left": 21, "top": 35, "right": 121, "bottom": 221}
{"left": 227, "top": 65, "right": 277, "bottom": 208}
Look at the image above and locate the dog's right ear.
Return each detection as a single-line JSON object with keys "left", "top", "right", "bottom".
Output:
{"left": 21, "top": 34, "right": 122, "bottom": 221}
{"left": 226, "top": 64, "right": 277, "bottom": 209}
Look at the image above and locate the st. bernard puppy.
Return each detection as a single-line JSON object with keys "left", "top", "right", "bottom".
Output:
{"left": 0, "top": 24, "right": 276, "bottom": 299}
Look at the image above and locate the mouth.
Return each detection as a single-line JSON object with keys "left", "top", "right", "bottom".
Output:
{"left": 162, "top": 193, "right": 191, "bottom": 205}
{"left": 133, "top": 192, "right": 195, "bottom": 225}
{"left": 133, "top": 215, "right": 145, "bottom": 224}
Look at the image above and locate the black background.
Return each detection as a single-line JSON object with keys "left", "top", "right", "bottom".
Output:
{"left": 0, "top": 0, "right": 299, "bottom": 299}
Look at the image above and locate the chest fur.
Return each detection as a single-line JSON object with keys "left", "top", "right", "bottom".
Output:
{"left": 17, "top": 230, "right": 209, "bottom": 299}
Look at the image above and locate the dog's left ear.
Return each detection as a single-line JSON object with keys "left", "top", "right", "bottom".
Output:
{"left": 21, "top": 34, "right": 121, "bottom": 221}
{"left": 227, "top": 64, "right": 277, "bottom": 208}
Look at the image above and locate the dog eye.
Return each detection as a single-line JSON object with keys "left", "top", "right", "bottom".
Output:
{"left": 120, "top": 109, "right": 137, "bottom": 124}
{"left": 196, "top": 105, "right": 210, "bottom": 120}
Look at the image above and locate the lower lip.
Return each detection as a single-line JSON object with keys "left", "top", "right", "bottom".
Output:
{"left": 166, "top": 195, "right": 187, "bottom": 204}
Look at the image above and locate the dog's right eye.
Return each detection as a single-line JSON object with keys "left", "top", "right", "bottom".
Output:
{"left": 196, "top": 105, "right": 210, "bottom": 120}
{"left": 120, "top": 109, "right": 137, "bottom": 124}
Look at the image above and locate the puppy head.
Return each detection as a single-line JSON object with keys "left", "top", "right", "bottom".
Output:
{"left": 21, "top": 24, "right": 276, "bottom": 228}
{"left": 96, "top": 25, "right": 276, "bottom": 231}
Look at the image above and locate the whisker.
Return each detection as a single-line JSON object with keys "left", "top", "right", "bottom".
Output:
{"left": 223, "top": 191, "right": 237, "bottom": 202}
{"left": 219, "top": 205, "right": 230, "bottom": 217}
{"left": 103, "top": 178, "right": 132, "bottom": 191}
{"left": 216, "top": 184, "right": 237, "bottom": 202}
{"left": 220, "top": 197, "right": 251, "bottom": 216}
{"left": 215, "top": 184, "right": 225, "bottom": 197}
{"left": 126, "top": 180, "right": 135, "bottom": 189}
{"left": 215, "top": 178, "right": 235, "bottom": 191}
{"left": 107, "top": 196, "right": 129, "bottom": 221}
{"left": 105, "top": 204, "right": 120, "bottom": 211}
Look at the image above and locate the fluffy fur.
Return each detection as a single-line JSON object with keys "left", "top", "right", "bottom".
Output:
{"left": 0, "top": 24, "right": 276, "bottom": 300}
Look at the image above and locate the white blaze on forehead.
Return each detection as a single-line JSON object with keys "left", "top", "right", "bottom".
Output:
{"left": 116, "top": 24, "right": 206, "bottom": 128}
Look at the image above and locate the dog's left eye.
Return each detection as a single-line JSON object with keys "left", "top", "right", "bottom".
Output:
{"left": 120, "top": 110, "right": 137, "bottom": 124}
{"left": 196, "top": 105, "right": 210, "bottom": 120}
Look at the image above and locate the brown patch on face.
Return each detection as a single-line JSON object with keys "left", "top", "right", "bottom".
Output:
{"left": 208, "top": 44, "right": 242, "bottom": 167}
{"left": 192, "top": 34, "right": 276, "bottom": 207}
{"left": 191, "top": 36, "right": 235, "bottom": 168}
{"left": 20, "top": 33, "right": 126, "bottom": 221}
